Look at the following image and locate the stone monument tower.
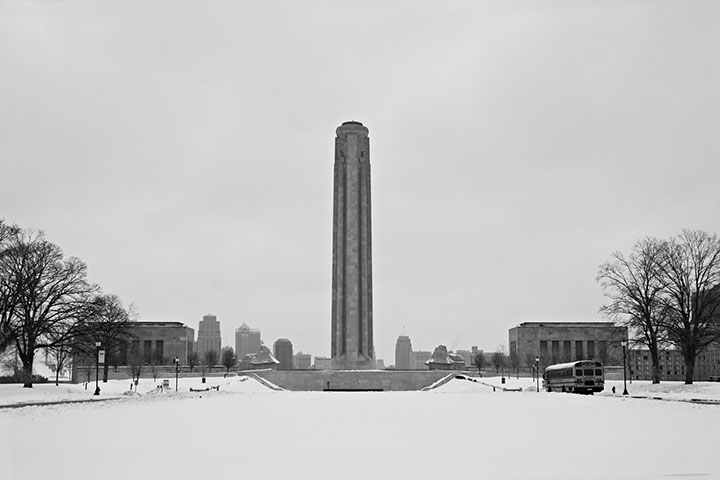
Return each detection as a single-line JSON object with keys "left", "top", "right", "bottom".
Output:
{"left": 331, "top": 121, "right": 374, "bottom": 370}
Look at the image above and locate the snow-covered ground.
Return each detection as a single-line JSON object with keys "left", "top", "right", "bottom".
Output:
{"left": 0, "top": 374, "right": 276, "bottom": 406}
{"left": 1, "top": 375, "right": 719, "bottom": 480}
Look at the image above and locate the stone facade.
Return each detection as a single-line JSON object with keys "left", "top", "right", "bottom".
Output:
{"left": 252, "top": 370, "right": 455, "bottom": 391}
{"left": 508, "top": 322, "right": 627, "bottom": 371}
{"left": 71, "top": 321, "right": 194, "bottom": 382}
{"left": 629, "top": 345, "right": 720, "bottom": 381}
{"left": 331, "top": 121, "right": 374, "bottom": 369}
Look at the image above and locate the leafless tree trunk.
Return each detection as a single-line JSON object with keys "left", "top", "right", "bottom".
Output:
{"left": 598, "top": 237, "right": 668, "bottom": 383}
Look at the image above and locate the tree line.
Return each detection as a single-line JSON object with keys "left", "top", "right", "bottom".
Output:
{"left": 0, "top": 220, "right": 134, "bottom": 388}
{"left": 598, "top": 229, "right": 720, "bottom": 384}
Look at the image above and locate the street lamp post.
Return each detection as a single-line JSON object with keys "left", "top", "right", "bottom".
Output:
{"left": 94, "top": 342, "right": 101, "bottom": 396}
{"left": 535, "top": 357, "right": 540, "bottom": 393}
{"left": 621, "top": 341, "right": 628, "bottom": 395}
{"left": 174, "top": 357, "right": 179, "bottom": 392}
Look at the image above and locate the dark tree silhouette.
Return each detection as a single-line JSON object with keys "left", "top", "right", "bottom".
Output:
{"left": 472, "top": 352, "right": 485, "bottom": 376}
{"left": 659, "top": 230, "right": 720, "bottom": 384}
{"left": 598, "top": 237, "right": 667, "bottom": 383}
{"left": 204, "top": 349, "right": 219, "bottom": 374}
{"left": 0, "top": 230, "right": 97, "bottom": 387}
{"left": 221, "top": 346, "right": 236, "bottom": 374}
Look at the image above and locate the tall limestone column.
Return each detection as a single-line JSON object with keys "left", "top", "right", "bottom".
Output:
{"left": 331, "top": 121, "right": 374, "bottom": 370}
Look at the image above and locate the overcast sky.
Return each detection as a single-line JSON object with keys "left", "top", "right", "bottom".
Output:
{"left": 1, "top": 0, "right": 718, "bottom": 364}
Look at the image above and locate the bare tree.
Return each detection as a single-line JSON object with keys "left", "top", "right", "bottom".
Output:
{"left": 221, "top": 346, "right": 236, "bottom": 375}
{"left": 127, "top": 347, "right": 143, "bottom": 388}
{"left": 187, "top": 351, "right": 199, "bottom": 372}
{"left": 598, "top": 237, "right": 667, "bottom": 383}
{"left": 472, "top": 352, "right": 485, "bottom": 376}
{"left": 204, "top": 349, "right": 219, "bottom": 374}
{"left": 491, "top": 348, "right": 506, "bottom": 375}
{"left": 0, "top": 230, "right": 97, "bottom": 387}
{"left": 80, "top": 294, "right": 133, "bottom": 382}
{"left": 659, "top": 230, "right": 720, "bottom": 384}
{"left": 45, "top": 342, "right": 72, "bottom": 386}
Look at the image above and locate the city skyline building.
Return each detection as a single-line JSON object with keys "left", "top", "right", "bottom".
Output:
{"left": 395, "top": 335, "right": 412, "bottom": 369}
{"left": 236, "top": 323, "right": 262, "bottom": 358}
{"left": 196, "top": 314, "right": 221, "bottom": 361}
{"left": 294, "top": 351, "right": 312, "bottom": 370}
{"left": 274, "top": 338, "right": 294, "bottom": 370}
{"left": 314, "top": 356, "right": 332, "bottom": 370}
{"left": 331, "top": 121, "right": 374, "bottom": 370}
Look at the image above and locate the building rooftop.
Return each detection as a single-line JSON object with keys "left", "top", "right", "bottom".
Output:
{"left": 515, "top": 322, "right": 617, "bottom": 328}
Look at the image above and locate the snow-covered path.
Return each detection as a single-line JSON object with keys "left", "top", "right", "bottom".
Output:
{"left": 1, "top": 378, "right": 718, "bottom": 480}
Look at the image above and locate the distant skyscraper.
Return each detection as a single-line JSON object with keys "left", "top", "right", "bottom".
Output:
{"left": 395, "top": 335, "right": 412, "bottom": 370}
{"left": 331, "top": 121, "right": 374, "bottom": 370}
{"left": 273, "top": 338, "right": 294, "bottom": 370}
{"left": 235, "top": 323, "right": 261, "bottom": 358}
{"left": 313, "top": 356, "right": 332, "bottom": 370}
{"left": 196, "top": 314, "right": 221, "bottom": 360}
{"left": 410, "top": 351, "right": 431, "bottom": 370}
{"left": 294, "top": 351, "right": 312, "bottom": 370}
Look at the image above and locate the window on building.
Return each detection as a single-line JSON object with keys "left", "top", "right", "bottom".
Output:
{"left": 155, "top": 340, "right": 164, "bottom": 363}
{"left": 143, "top": 340, "right": 152, "bottom": 363}
{"left": 587, "top": 341, "right": 595, "bottom": 359}
{"left": 540, "top": 341, "right": 548, "bottom": 354}
{"left": 563, "top": 341, "right": 571, "bottom": 360}
{"left": 576, "top": 341, "right": 584, "bottom": 360}
{"left": 552, "top": 341, "right": 560, "bottom": 359}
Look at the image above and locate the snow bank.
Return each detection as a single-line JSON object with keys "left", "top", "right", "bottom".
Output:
{"left": 0, "top": 375, "right": 278, "bottom": 407}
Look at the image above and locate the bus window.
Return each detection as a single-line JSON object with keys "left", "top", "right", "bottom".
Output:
{"left": 583, "top": 369, "right": 593, "bottom": 376}
{"left": 575, "top": 369, "right": 582, "bottom": 376}
{"left": 595, "top": 369, "right": 602, "bottom": 376}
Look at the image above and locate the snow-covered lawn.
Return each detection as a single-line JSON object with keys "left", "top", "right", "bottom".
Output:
{"left": 1, "top": 376, "right": 719, "bottom": 480}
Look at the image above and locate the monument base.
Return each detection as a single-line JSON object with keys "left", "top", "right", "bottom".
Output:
{"left": 252, "top": 369, "right": 459, "bottom": 391}
{"left": 331, "top": 355, "right": 375, "bottom": 370}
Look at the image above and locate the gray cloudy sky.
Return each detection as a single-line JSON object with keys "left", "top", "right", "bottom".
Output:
{"left": 1, "top": 0, "right": 718, "bottom": 363}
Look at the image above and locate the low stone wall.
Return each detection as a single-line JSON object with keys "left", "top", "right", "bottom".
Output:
{"left": 253, "top": 370, "right": 459, "bottom": 391}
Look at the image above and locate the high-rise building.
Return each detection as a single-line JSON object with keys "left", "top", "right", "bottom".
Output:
{"left": 273, "top": 338, "right": 293, "bottom": 370}
{"left": 331, "top": 121, "right": 374, "bottom": 370}
{"left": 409, "top": 351, "right": 431, "bottom": 370}
{"left": 395, "top": 335, "right": 412, "bottom": 369}
{"left": 294, "top": 351, "right": 312, "bottom": 370}
{"left": 196, "top": 314, "right": 221, "bottom": 361}
{"left": 235, "top": 323, "right": 261, "bottom": 358}
{"left": 313, "top": 356, "right": 332, "bottom": 370}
